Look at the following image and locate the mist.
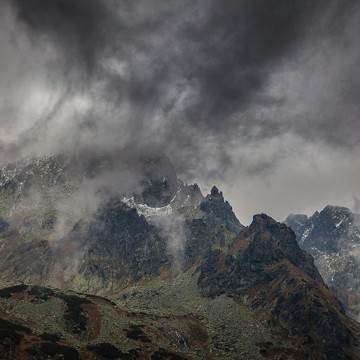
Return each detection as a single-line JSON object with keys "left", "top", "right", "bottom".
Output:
{"left": 150, "top": 214, "right": 186, "bottom": 274}
{"left": 1, "top": 0, "right": 360, "bottom": 223}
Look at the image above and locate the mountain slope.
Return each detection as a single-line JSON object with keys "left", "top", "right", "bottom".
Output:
{"left": 285, "top": 205, "right": 360, "bottom": 320}
{"left": 0, "top": 155, "right": 359, "bottom": 358}
{"left": 0, "top": 215, "right": 359, "bottom": 359}
{"left": 198, "top": 214, "right": 359, "bottom": 360}
{"left": 0, "top": 155, "right": 243, "bottom": 292}
{"left": 0, "top": 282, "right": 211, "bottom": 360}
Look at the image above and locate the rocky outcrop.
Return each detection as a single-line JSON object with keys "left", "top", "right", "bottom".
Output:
{"left": 284, "top": 213, "right": 308, "bottom": 236}
{"left": 199, "top": 186, "right": 244, "bottom": 234}
{"left": 198, "top": 214, "right": 358, "bottom": 359}
{"left": 285, "top": 205, "right": 360, "bottom": 320}
{"left": 78, "top": 200, "right": 168, "bottom": 285}
{"left": 172, "top": 183, "right": 204, "bottom": 209}
{"left": 1, "top": 154, "right": 360, "bottom": 358}
{"left": 198, "top": 214, "right": 323, "bottom": 296}
{"left": 286, "top": 205, "right": 360, "bottom": 254}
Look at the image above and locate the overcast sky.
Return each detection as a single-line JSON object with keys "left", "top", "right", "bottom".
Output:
{"left": 0, "top": 0, "right": 360, "bottom": 224}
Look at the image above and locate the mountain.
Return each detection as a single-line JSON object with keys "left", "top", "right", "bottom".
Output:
{"left": 285, "top": 205, "right": 360, "bottom": 320}
{"left": 0, "top": 155, "right": 359, "bottom": 359}
{"left": 0, "top": 154, "right": 243, "bottom": 291}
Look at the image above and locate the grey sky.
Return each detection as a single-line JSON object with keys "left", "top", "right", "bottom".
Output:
{"left": 1, "top": 0, "right": 360, "bottom": 224}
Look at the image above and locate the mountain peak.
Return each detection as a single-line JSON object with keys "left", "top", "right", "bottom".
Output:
{"left": 210, "top": 185, "right": 222, "bottom": 197}
{"left": 285, "top": 204, "right": 360, "bottom": 320}
{"left": 0, "top": 154, "right": 360, "bottom": 359}
{"left": 322, "top": 204, "right": 352, "bottom": 215}
{"left": 250, "top": 213, "right": 278, "bottom": 230}
{"left": 200, "top": 186, "right": 243, "bottom": 233}
{"left": 284, "top": 213, "right": 309, "bottom": 235}
{"left": 197, "top": 214, "right": 356, "bottom": 359}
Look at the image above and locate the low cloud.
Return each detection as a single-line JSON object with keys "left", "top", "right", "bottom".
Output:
{"left": 150, "top": 213, "right": 186, "bottom": 274}
{"left": 0, "top": 0, "right": 360, "bottom": 222}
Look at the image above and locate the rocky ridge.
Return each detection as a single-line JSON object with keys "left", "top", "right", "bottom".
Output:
{"left": 285, "top": 205, "right": 360, "bottom": 320}
{"left": 0, "top": 155, "right": 359, "bottom": 358}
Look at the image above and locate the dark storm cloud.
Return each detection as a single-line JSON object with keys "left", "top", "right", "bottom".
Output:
{"left": 2, "top": 0, "right": 360, "bottom": 225}
{"left": 6, "top": 1, "right": 324, "bottom": 123}
{"left": 277, "top": 0, "right": 360, "bottom": 149}
{"left": 2, "top": 0, "right": 360, "bottom": 181}
{"left": 9, "top": 0, "right": 117, "bottom": 78}
{"left": 180, "top": 0, "right": 325, "bottom": 127}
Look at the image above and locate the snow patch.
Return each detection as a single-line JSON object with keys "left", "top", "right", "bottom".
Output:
{"left": 335, "top": 219, "right": 344, "bottom": 228}
{"left": 122, "top": 196, "right": 173, "bottom": 218}
{"left": 300, "top": 225, "right": 314, "bottom": 244}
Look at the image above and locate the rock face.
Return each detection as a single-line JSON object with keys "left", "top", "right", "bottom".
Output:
{"left": 199, "top": 186, "right": 244, "bottom": 234}
{"left": 0, "top": 154, "right": 242, "bottom": 291}
{"left": 199, "top": 214, "right": 358, "bottom": 359}
{"left": 78, "top": 200, "right": 168, "bottom": 286}
{"left": 198, "top": 214, "right": 323, "bottom": 297}
{"left": 0, "top": 155, "right": 360, "bottom": 358}
{"left": 285, "top": 205, "right": 360, "bottom": 320}
{"left": 287, "top": 206, "right": 360, "bottom": 254}
{"left": 284, "top": 213, "right": 309, "bottom": 236}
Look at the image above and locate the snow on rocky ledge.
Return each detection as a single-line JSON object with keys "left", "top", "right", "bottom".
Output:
{"left": 122, "top": 196, "right": 173, "bottom": 218}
